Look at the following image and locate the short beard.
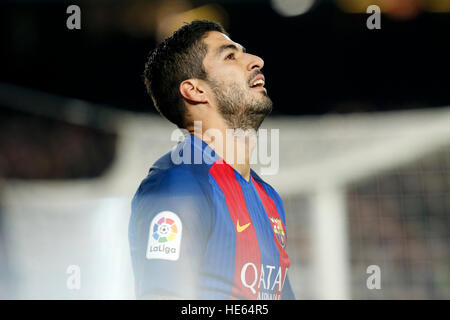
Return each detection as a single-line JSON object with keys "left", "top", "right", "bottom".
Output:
{"left": 208, "top": 79, "right": 273, "bottom": 131}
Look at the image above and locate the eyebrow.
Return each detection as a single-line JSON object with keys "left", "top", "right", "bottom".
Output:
{"left": 216, "top": 43, "right": 246, "bottom": 57}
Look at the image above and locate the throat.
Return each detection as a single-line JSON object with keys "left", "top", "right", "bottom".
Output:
{"left": 231, "top": 162, "right": 251, "bottom": 182}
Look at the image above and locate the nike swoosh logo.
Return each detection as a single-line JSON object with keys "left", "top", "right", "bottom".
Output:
{"left": 236, "top": 220, "right": 251, "bottom": 233}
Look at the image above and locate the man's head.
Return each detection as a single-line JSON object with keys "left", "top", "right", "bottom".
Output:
{"left": 144, "top": 20, "right": 272, "bottom": 131}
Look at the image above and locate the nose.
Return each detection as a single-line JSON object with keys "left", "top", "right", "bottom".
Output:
{"left": 247, "top": 53, "right": 264, "bottom": 72}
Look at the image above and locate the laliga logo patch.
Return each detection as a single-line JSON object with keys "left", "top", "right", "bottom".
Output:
{"left": 269, "top": 217, "right": 286, "bottom": 248}
{"left": 146, "top": 211, "right": 182, "bottom": 261}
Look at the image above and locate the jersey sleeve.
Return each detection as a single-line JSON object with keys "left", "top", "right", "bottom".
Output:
{"left": 128, "top": 167, "right": 213, "bottom": 299}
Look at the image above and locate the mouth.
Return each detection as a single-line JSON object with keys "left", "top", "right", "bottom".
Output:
{"left": 249, "top": 74, "right": 266, "bottom": 92}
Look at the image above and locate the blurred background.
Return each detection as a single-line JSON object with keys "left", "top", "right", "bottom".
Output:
{"left": 0, "top": 0, "right": 449, "bottom": 299}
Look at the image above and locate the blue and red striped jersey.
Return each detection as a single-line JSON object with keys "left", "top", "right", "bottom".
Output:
{"left": 129, "top": 133, "right": 295, "bottom": 300}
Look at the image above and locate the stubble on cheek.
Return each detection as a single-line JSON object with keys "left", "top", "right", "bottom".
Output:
{"left": 210, "top": 80, "right": 272, "bottom": 130}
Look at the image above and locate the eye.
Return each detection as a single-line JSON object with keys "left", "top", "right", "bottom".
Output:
{"left": 225, "top": 53, "right": 235, "bottom": 60}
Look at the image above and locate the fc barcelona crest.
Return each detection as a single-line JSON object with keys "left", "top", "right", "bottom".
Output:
{"left": 269, "top": 217, "right": 286, "bottom": 248}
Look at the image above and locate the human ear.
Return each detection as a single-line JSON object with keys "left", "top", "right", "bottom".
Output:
{"left": 180, "top": 79, "right": 208, "bottom": 104}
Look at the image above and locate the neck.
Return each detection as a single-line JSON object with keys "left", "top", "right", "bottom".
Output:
{"left": 187, "top": 123, "right": 257, "bottom": 182}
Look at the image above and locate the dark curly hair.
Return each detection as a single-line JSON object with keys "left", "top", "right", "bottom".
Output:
{"left": 143, "top": 20, "right": 227, "bottom": 128}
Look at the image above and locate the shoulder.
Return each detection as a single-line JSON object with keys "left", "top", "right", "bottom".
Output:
{"left": 251, "top": 169, "right": 282, "bottom": 201}
{"left": 132, "top": 150, "right": 214, "bottom": 222}
{"left": 136, "top": 154, "right": 210, "bottom": 199}
{"left": 251, "top": 169, "right": 287, "bottom": 221}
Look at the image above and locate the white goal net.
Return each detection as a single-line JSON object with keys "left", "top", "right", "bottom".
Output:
{"left": 1, "top": 94, "right": 449, "bottom": 299}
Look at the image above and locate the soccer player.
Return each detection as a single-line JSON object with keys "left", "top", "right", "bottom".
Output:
{"left": 129, "top": 20, "right": 295, "bottom": 300}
